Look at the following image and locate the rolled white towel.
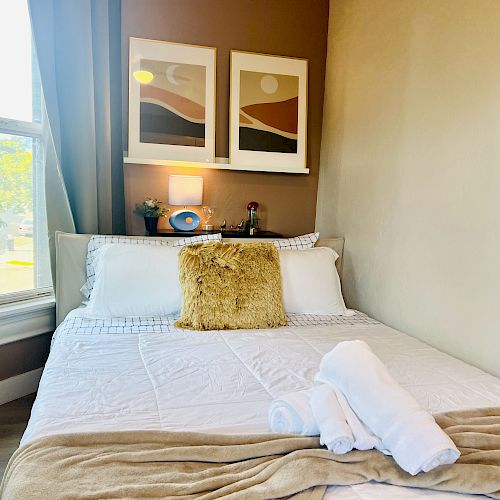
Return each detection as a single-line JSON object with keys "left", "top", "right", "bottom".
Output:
{"left": 315, "top": 374, "right": 383, "bottom": 451}
{"left": 311, "top": 384, "right": 354, "bottom": 454}
{"left": 319, "top": 340, "right": 460, "bottom": 475}
{"left": 387, "top": 410, "right": 460, "bottom": 474}
{"left": 268, "top": 389, "right": 319, "bottom": 436}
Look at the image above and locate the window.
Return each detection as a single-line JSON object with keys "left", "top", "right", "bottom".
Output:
{"left": 0, "top": 0, "right": 51, "bottom": 303}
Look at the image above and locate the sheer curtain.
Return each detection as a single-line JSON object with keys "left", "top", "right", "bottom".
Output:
{"left": 28, "top": 0, "right": 125, "bottom": 252}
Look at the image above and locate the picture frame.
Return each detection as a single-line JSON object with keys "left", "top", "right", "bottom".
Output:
{"left": 230, "top": 51, "right": 308, "bottom": 170}
{"left": 128, "top": 38, "right": 216, "bottom": 163}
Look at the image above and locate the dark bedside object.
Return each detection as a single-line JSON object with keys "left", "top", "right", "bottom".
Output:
{"left": 150, "top": 229, "right": 283, "bottom": 238}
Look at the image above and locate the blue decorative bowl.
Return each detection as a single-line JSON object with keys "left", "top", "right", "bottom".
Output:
{"left": 169, "top": 210, "right": 201, "bottom": 231}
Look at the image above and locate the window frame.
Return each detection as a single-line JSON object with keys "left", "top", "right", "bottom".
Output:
{"left": 0, "top": 91, "right": 53, "bottom": 306}
{"left": 0, "top": 117, "right": 41, "bottom": 138}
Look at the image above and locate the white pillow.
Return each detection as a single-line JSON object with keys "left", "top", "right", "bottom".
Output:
{"left": 86, "top": 244, "right": 182, "bottom": 317}
{"left": 81, "top": 233, "right": 222, "bottom": 299}
{"left": 273, "top": 232, "right": 319, "bottom": 250}
{"left": 279, "top": 247, "right": 347, "bottom": 315}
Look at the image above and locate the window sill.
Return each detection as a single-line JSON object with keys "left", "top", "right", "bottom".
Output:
{"left": 0, "top": 296, "right": 55, "bottom": 346}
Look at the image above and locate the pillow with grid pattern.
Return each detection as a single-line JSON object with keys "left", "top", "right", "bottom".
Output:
{"left": 272, "top": 232, "right": 319, "bottom": 250}
{"left": 80, "top": 233, "right": 222, "bottom": 299}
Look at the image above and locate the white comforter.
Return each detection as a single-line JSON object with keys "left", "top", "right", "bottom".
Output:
{"left": 23, "top": 309, "right": 500, "bottom": 499}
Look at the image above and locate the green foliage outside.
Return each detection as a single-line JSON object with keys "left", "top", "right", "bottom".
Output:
{"left": 0, "top": 136, "right": 33, "bottom": 221}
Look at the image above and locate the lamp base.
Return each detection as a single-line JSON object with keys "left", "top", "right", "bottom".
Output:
{"left": 169, "top": 209, "right": 201, "bottom": 232}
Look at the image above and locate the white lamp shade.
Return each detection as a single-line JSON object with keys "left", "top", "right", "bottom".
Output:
{"left": 168, "top": 175, "right": 203, "bottom": 206}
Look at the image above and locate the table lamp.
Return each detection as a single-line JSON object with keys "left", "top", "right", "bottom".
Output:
{"left": 168, "top": 175, "right": 203, "bottom": 231}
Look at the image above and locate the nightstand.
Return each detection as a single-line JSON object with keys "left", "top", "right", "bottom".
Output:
{"left": 149, "top": 229, "right": 283, "bottom": 238}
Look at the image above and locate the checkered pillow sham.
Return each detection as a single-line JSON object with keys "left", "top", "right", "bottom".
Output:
{"left": 272, "top": 232, "right": 319, "bottom": 250}
{"left": 80, "top": 233, "right": 222, "bottom": 299}
{"left": 54, "top": 311, "right": 377, "bottom": 337}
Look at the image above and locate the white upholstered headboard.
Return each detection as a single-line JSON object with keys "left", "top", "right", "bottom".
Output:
{"left": 54, "top": 231, "right": 345, "bottom": 326}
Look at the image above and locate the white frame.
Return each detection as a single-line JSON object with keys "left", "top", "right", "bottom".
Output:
{"left": 230, "top": 51, "right": 308, "bottom": 170}
{"left": 0, "top": 117, "right": 53, "bottom": 306}
{"left": 128, "top": 38, "right": 216, "bottom": 163}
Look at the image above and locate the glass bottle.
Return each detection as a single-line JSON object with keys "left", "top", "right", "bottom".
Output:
{"left": 246, "top": 201, "right": 259, "bottom": 235}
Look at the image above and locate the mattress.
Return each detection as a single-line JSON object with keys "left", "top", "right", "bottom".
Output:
{"left": 23, "top": 308, "right": 500, "bottom": 499}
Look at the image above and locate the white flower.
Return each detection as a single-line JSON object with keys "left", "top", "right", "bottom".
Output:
{"left": 145, "top": 199, "right": 155, "bottom": 208}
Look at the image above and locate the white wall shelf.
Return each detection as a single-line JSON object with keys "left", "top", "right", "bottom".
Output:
{"left": 123, "top": 155, "right": 310, "bottom": 175}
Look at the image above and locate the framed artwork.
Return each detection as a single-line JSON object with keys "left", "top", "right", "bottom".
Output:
{"left": 230, "top": 51, "right": 308, "bottom": 170}
{"left": 128, "top": 38, "right": 216, "bottom": 162}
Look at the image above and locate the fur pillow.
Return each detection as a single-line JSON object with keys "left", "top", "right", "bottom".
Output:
{"left": 175, "top": 242, "right": 287, "bottom": 331}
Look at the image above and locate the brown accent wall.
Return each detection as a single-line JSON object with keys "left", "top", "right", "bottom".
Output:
{"left": 0, "top": 334, "right": 51, "bottom": 381}
{"left": 121, "top": 0, "right": 329, "bottom": 236}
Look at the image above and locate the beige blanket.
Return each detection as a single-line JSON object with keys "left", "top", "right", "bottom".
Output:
{"left": 2, "top": 407, "right": 499, "bottom": 499}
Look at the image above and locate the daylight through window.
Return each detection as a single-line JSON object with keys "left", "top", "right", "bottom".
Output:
{"left": 0, "top": 0, "right": 51, "bottom": 302}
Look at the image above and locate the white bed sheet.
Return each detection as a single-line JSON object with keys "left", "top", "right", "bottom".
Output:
{"left": 22, "top": 309, "right": 500, "bottom": 499}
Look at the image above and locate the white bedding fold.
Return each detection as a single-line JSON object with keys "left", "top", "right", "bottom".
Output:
{"left": 318, "top": 340, "right": 460, "bottom": 475}
{"left": 268, "top": 389, "right": 319, "bottom": 436}
{"left": 311, "top": 384, "right": 353, "bottom": 454}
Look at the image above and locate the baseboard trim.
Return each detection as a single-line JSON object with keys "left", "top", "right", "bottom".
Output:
{"left": 0, "top": 368, "right": 43, "bottom": 406}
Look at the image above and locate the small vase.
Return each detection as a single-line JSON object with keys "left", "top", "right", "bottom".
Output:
{"left": 144, "top": 216, "right": 159, "bottom": 235}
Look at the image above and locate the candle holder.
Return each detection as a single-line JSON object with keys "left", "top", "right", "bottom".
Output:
{"left": 202, "top": 206, "right": 215, "bottom": 231}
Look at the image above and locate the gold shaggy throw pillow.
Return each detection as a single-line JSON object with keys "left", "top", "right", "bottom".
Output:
{"left": 175, "top": 242, "right": 287, "bottom": 331}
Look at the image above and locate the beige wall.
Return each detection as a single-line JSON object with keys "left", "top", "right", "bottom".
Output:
{"left": 122, "top": 0, "right": 329, "bottom": 236}
{"left": 317, "top": 0, "right": 500, "bottom": 376}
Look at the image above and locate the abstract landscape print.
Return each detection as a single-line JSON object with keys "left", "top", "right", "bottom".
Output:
{"left": 128, "top": 38, "right": 215, "bottom": 162}
{"left": 139, "top": 60, "right": 206, "bottom": 147}
{"left": 230, "top": 51, "right": 307, "bottom": 170}
{"left": 239, "top": 70, "right": 298, "bottom": 153}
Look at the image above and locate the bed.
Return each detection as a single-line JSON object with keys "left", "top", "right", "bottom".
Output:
{"left": 14, "top": 233, "right": 500, "bottom": 498}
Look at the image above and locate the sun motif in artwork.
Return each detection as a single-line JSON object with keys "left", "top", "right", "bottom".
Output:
{"left": 260, "top": 74, "right": 279, "bottom": 94}
{"left": 239, "top": 70, "right": 299, "bottom": 153}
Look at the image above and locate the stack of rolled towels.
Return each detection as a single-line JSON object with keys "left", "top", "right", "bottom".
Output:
{"left": 268, "top": 340, "right": 460, "bottom": 475}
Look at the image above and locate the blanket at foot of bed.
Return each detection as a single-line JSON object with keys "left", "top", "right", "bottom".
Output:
{"left": 1, "top": 407, "right": 500, "bottom": 500}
